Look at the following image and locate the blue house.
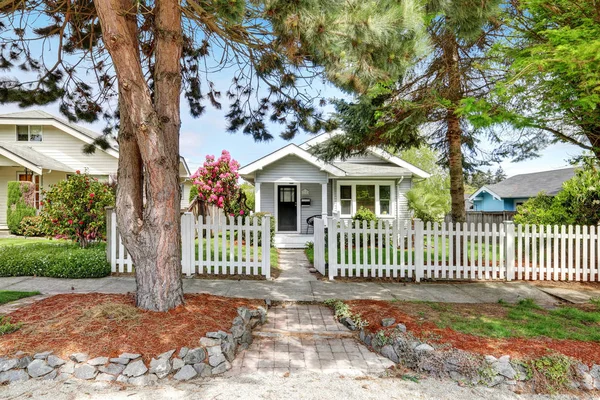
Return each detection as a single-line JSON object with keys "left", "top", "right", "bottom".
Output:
{"left": 468, "top": 167, "right": 576, "bottom": 212}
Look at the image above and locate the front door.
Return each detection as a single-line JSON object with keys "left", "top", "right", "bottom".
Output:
{"left": 277, "top": 185, "right": 297, "bottom": 232}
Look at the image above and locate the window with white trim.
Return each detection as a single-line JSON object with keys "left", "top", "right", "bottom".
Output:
{"left": 16, "top": 125, "right": 43, "bottom": 142}
{"left": 337, "top": 182, "right": 394, "bottom": 217}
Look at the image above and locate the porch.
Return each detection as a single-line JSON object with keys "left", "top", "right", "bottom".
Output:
{"left": 274, "top": 233, "right": 314, "bottom": 249}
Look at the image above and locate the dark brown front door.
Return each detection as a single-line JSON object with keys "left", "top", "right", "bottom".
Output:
{"left": 277, "top": 185, "right": 297, "bottom": 232}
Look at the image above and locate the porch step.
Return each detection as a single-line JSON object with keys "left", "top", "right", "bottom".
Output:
{"left": 274, "top": 234, "right": 313, "bottom": 249}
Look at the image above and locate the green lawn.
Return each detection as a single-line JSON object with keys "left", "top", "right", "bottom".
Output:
{"left": 415, "top": 298, "right": 600, "bottom": 342}
{"left": 0, "top": 290, "right": 40, "bottom": 305}
{"left": 196, "top": 237, "right": 279, "bottom": 270}
{"left": 0, "top": 237, "right": 58, "bottom": 247}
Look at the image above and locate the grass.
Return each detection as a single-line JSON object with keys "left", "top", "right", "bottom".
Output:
{"left": 0, "top": 290, "right": 40, "bottom": 305}
{"left": 0, "top": 237, "right": 58, "bottom": 247}
{"left": 420, "top": 298, "right": 600, "bottom": 342}
{"left": 196, "top": 237, "right": 279, "bottom": 272}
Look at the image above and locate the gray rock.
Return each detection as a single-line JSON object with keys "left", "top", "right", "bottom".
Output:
{"left": 70, "top": 353, "right": 89, "bottom": 363}
{"left": 359, "top": 330, "right": 366, "bottom": 342}
{"left": 498, "top": 355, "right": 511, "bottom": 363}
{"left": 232, "top": 316, "right": 244, "bottom": 326}
{"left": 449, "top": 371, "right": 467, "bottom": 382}
{"left": 57, "top": 373, "right": 73, "bottom": 381}
{"left": 178, "top": 347, "right": 189, "bottom": 359}
{"left": 122, "top": 359, "right": 147, "bottom": 377}
{"left": 110, "top": 357, "right": 130, "bottom": 365}
{"left": 149, "top": 357, "right": 171, "bottom": 379}
{"left": 206, "top": 331, "right": 222, "bottom": 339}
{"left": 488, "top": 375, "right": 505, "bottom": 387}
{"left": 200, "top": 337, "right": 221, "bottom": 347}
{"left": 494, "top": 360, "right": 516, "bottom": 380}
{"left": 211, "top": 361, "right": 231, "bottom": 375}
{"left": 33, "top": 351, "right": 53, "bottom": 360}
{"left": 172, "top": 358, "right": 185, "bottom": 370}
{"left": 0, "top": 369, "right": 29, "bottom": 383}
{"left": 73, "top": 364, "right": 98, "bottom": 380}
{"left": 221, "top": 341, "right": 236, "bottom": 362}
{"left": 484, "top": 355, "right": 498, "bottom": 364}
{"left": 514, "top": 363, "right": 529, "bottom": 381}
{"left": 119, "top": 352, "right": 141, "bottom": 360}
{"left": 16, "top": 356, "right": 32, "bottom": 369}
{"left": 59, "top": 361, "right": 76, "bottom": 374}
{"left": 47, "top": 355, "right": 66, "bottom": 367}
{"left": 590, "top": 365, "right": 600, "bottom": 389}
{"left": 381, "top": 318, "right": 396, "bottom": 327}
{"left": 158, "top": 350, "right": 175, "bottom": 360}
{"left": 98, "top": 363, "right": 125, "bottom": 376}
{"left": 116, "top": 374, "right": 129, "bottom": 383}
{"left": 130, "top": 374, "right": 158, "bottom": 386}
{"left": 42, "top": 370, "right": 58, "bottom": 380}
{"left": 396, "top": 323, "right": 407, "bottom": 333}
{"left": 193, "top": 363, "right": 212, "bottom": 377}
{"left": 27, "top": 359, "right": 54, "bottom": 378}
{"left": 340, "top": 317, "right": 356, "bottom": 331}
{"left": 364, "top": 334, "right": 373, "bottom": 347}
{"left": 95, "top": 373, "right": 116, "bottom": 382}
{"left": 0, "top": 358, "right": 18, "bottom": 372}
{"left": 241, "top": 330, "right": 253, "bottom": 346}
{"left": 207, "top": 345, "right": 222, "bottom": 357}
{"left": 209, "top": 353, "right": 226, "bottom": 367}
{"left": 576, "top": 363, "right": 594, "bottom": 391}
{"left": 184, "top": 348, "right": 206, "bottom": 365}
{"left": 380, "top": 345, "right": 399, "bottom": 364}
{"left": 173, "top": 364, "right": 197, "bottom": 381}
{"left": 231, "top": 325, "right": 245, "bottom": 339}
{"left": 238, "top": 307, "right": 252, "bottom": 323}
{"left": 414, "top": 343, "right": 434, "bottom": 352}
{"left": 87, "top": 357, "right": 109, "bottom": 366}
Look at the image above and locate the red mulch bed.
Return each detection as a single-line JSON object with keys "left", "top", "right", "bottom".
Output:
{"left": 0, "top": 293, "right": 261, "bottom": 362}
{"left": 347, "top": 300, "right": 600, "bottom": 366}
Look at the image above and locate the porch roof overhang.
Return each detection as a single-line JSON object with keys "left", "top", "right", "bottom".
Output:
{"left": 238, "top": 144, "right": 347, "bottom": 182}
{"left": 0, "top": 143, "right": 75, "bottom": 174}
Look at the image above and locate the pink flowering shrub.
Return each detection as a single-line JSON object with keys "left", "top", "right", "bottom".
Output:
{"left": 191, "top": 150, "right": 250, "bottom": 216}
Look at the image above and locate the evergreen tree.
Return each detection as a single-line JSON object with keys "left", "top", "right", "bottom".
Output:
{"left": 0, "top": 0, "right": 425, "bottom": 310}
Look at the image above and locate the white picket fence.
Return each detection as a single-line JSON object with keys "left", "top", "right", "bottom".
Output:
{"left": 107, "top": 210, "right": 271, "bottom": 278}
{"left": 315, "top": 218, "right": 600, "bottom": 282}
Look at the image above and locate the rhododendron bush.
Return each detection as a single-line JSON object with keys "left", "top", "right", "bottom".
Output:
{"left": 40, "top": 170, "right": 115, "bottom": 247}
{"left": 191, "top": 151, "right": 250, "bottom": 216}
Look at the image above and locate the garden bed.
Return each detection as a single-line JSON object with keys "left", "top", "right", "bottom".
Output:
{"left": 0, "top": 293, "right": 262, "bottom": 361}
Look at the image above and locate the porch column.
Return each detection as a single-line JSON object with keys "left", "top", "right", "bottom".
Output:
{"left": 255, "top": 182, "right": 261, "bottom": 212}
{"left": 321, "top": 182, "right": 328, "bottom": 227}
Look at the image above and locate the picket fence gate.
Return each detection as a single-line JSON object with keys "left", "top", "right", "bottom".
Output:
{"left": 314, "top": 218, "right": 600, "bottom": 282}
{"left": 107, "top": 209, "right": 271, "bottom": 278}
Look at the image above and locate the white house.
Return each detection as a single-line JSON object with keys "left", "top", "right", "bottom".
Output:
{"left": 239, "top": 131, "right": 430, "bottom": 248}
{"left": 0, "top": 110, "right": 193, "bottom": 229}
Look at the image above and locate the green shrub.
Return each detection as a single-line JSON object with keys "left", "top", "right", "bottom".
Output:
{"left": 40, "top": 170, "right": 115, "bottom": 247}
{"left": 189, "top": 185, "right": 198, "bottom": 203}
{"left": 352, "top": 207, "right": 378, "bottom": 226}
{"left": 0, "top": 242, "right": 110, "bottom": 278}
{"left": 7, "top": 181, "right": 37, "bottom": 235}
{"left": 19, "top": 216, "right": 47, "bottom": 237}
{"left": 527, "top": 354, "right": 575, "bottom": 393}
{"left": 406, "top": 186, "right": 447, "bottom": 223}
{"left": 0, "top": 315, "right": 21, "bottom": 335}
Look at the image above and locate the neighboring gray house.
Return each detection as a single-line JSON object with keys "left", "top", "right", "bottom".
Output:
{"left": 238, "top": 131, "right": 430, "bottom": 248}
{"left": 468, "top": 167, "right": 576, "bottom": 212}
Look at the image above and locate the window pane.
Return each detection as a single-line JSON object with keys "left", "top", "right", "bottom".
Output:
{"left": 379, "top": 185, "right": 391, "bottom": 200}
{"left": 17, "top": 126, "right": 29, "bottom": 141}
{"left": 340, "top": 185, "right": 351, "bottom": 200}
{"left": 29, "top": 125, "right": 42, "bottom": 141}
{"left": 380, "top": 200, "right": 390, "bottom": 215}
{"left": 341, "top": 200, "right": 351, "bottom": 215}
{"left": 356, "top": 185, "right": 375, "bottom": 213}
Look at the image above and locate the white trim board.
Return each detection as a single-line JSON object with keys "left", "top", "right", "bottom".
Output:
{"left": 335, "top": 180, "right": 396, "bottom": 218}
{"left": 469, "top": 186, "right": 503, "bottom": 201}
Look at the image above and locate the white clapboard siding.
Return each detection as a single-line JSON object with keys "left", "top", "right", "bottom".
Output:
{"left": 107, "top": 210, "right": 270, "bottom": 278}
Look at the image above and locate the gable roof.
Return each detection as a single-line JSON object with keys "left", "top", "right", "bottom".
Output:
{"left": 0, "top": 110, "right": 191, "bottom": 177}
{"left": 239, "top": 144, "right": 347, "bottom": 178}
{"left": 300, "top": 131, "right": 430, "bottom": 179}
{"left": 0, "top": 142, "right": 75, "bottom": 174}
{"left": 469, "top": 167, "right": 577, "bottom": 200}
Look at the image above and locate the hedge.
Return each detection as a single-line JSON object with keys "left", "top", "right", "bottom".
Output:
{"left": 0, "top": 242, "right": 110, "bottom": 278}
{"left": 7, "top": 181, "right": 36, "bottom": 235}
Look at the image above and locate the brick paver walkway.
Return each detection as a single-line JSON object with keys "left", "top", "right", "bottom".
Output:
{"left": 228, "top": 304, "right": 394, "bottom": 376}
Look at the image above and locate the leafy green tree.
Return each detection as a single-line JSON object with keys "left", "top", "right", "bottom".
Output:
{"left": 0, "top": 0, "right": 425, "bottom": 310}
{"left": 40, "top": 171, "right": 115, "bottom": 247}
{"left": 490, "top": 0, "right": 600, "bottom": 160}
{"left": 6, "top": 182, "right": 36, "bottom": 235}
{"left": 312, "top": 0, "right": 542, "bottom": 223}
{"left": 465, "top": 166, "right": 506, "bottom": 189}
{"left": 406, "top": 187, "right": 448, "bottom": 223}
{"left": 240, "top": 182, "right": 255, "bottom": 212}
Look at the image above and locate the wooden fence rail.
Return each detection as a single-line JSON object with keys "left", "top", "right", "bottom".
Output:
{"left": 313, "top": 218, "right": 600, "bottom": 282}
{"left": 107, "top": 210, "right": 271, "bottom": 278}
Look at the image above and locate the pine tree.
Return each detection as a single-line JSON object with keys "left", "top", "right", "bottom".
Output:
{"left": 0, "top": 0, "right": 425, "bottom": 311}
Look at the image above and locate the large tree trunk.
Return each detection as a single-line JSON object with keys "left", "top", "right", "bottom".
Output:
{"left": 95, "top": 0, "right": 184, "bottom": 311}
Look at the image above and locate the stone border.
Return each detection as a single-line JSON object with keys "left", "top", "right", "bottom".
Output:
{"left": 0, "top": 306, "right": 267, "bottom": 385}
{"left": 341, "top": 316, "right": 600, "bottom": 393}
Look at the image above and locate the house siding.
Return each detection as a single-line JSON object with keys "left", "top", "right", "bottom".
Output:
{"left": 255, "top": 155, "right": 327, "bottom": 183}
{"left": 472, "top": 191, "right": 505, "bottom": 211}
{"left": 333, "top": 153, "right": 390, "bottom": 164}
{"left": 300, "top": 183, "right": 322, "bottom": 233}
{"left": 0, "top": 124, "right": 118, "bottom": 175}
{"left": 260, "top": 182, "right": 275, "bottom": 215}
{"left": 397, "top": 177, "right": 412, "bottom": 221}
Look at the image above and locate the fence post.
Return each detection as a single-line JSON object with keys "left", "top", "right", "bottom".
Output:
{"left": 108, "top": 207, "right": 117, "bottom": 273}
{"left": 504, "top": 221, "right": 515, "bottom": 281}
{"left": 327, "top": 217, "right": 337, "bottom": 280}
{"left": 105, "top": 207, "right": 113, "bottom": 264}
{"left": 181, "top": 212, "right": 193, "bottom": 277}
{"left": 262, "top": 216, "right": 271, "bottom": 279}
{"left": 414, "top": 219, "right": 424, "bottom": 282}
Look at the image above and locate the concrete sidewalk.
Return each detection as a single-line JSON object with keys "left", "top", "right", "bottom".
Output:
{"left": 0, "top": 275, "right": 561, "bottom": 305}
